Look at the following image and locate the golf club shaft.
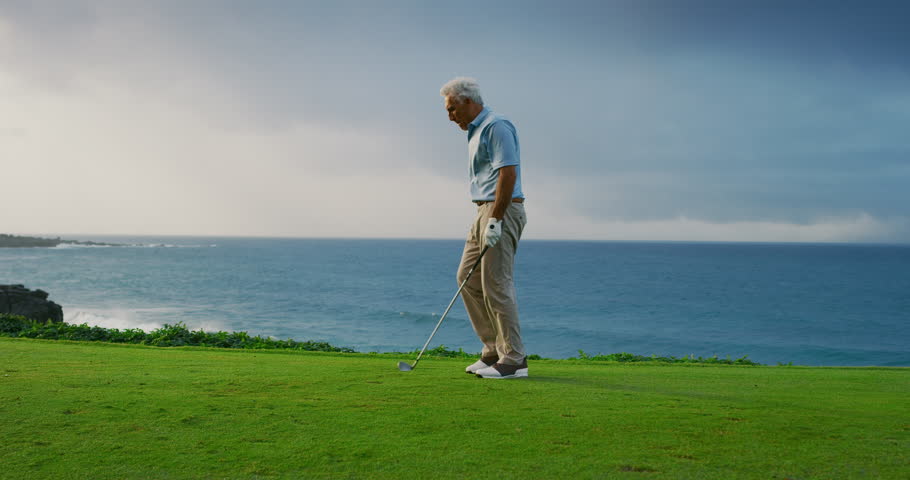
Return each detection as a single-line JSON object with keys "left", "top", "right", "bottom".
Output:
{"left": 411, "top": 246, "right": 489, "bottom": 368}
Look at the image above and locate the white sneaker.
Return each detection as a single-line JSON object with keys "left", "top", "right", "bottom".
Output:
{"left": 465, "top": 358, "right": 497, "bottom": 374}
{"left": 475, "top": 359, "right": 529, "bottom": 379}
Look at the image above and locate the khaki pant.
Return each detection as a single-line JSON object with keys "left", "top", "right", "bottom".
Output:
{"left": 457, "top": 202, "right": 527, "bottom": 365}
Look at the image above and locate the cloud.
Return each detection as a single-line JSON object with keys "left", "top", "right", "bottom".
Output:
{"left": 1, "top": 68, "right": 471, "bottom": 237}
{"left": 2, "top": 1, "right": 908, "bottom": 243}
{"left": 529, "top": 212, "right": 910, "bottom": 244}
{"left": 513, "top": 49, "right": 910, "bottom": 227}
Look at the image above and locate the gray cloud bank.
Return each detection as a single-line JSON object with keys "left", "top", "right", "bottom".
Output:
{"left": 2, "top": 1, "right": 908, "bottom": 242}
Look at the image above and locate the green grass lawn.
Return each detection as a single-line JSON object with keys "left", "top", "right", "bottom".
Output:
{"left": 1, "top": 338, "right": 907, "bottom": 479}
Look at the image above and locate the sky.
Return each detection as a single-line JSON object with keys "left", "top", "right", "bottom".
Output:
{"left": 2, "top": 0, "right": 909, "bottom": 243}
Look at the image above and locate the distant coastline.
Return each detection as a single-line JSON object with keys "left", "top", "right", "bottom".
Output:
{"left": 0, "top": 234, "right": 124, "bottom": 248}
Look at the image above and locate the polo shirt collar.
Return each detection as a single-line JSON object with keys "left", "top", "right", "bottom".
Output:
{"left": 467, "top": 107, "right": 490, "bottom": 137}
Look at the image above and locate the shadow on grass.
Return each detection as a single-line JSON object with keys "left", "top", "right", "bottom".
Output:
{"left": 525, "top": 375, "right": 742, "bottom": 403}
{"left": 524, "top": 376, "right": 601, "bottom": 387}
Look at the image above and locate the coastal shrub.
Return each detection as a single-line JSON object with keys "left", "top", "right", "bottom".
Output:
{"left": 417, "top": 345, "right": 473, "bottom": 358}
{"left": 0, "top": 315, "right": 354, "bottom": 353}
{"left": 403, "top": 346, "right": 544, "bottom": 360}
{"left": 573, "top": 349, "right": 759, "bottom": 365}
{"left": 146, "top": 323, "right": 196, "bottom": 347}
{"left": 0, "top": 314, "right": 30, "bottom": 333}
{"left": 1, "top": 314, "right": 760, "bottom": 363}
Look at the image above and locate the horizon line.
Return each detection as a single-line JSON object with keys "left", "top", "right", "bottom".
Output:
{"left": 5, "top": 232, "right": 909, "bottom": 248}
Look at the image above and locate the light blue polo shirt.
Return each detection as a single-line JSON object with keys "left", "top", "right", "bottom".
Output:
{"left": 467, "top": 107, "right": 524, "bottom": 202}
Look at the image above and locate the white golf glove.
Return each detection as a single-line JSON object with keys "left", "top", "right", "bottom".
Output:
{"left": 483, "top": 218, "right": 503, "bottom": 248}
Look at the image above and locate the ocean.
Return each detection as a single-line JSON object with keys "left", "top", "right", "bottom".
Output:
{"left": 2, "top": 236, "right": 908, "bottom": 366}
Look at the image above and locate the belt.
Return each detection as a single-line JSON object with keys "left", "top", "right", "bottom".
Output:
{"left": 474, "top": 198, "right": 525, "bottom": 206}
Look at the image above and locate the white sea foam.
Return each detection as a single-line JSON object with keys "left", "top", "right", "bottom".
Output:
{"left": 66, "top": 308, "right": 230, "bottom": 333}
{"left": 52, "top": 242, "right": 216, "bottom": 249}
{"left": 67, "top": 309, "right": 163, "bottom": 332}
{"left": 141, "top": 243, "right": 217, "bottom": 248}
{"left": 52, "top": 243, "right": 113, "bottom": 249}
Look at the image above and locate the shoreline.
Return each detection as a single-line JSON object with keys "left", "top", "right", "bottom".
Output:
{"left": 0, "top": 234, "right": 124, "bottom": 248}
{"left": 0, "top": 315, "right": 765, "bottom": 365}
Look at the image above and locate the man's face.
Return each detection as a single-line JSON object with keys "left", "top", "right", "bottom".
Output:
{"left": 445, "top": 95, "right": 476, "bottom": 131}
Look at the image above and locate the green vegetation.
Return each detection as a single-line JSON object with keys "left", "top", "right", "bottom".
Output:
{"left": 0, "top": 316, "right": 761, "bottom": 365}
{"left": 572, "top": 350, "right": 758, "bottom": 365}
{"left": 0, "top": 233, "right": 123, "bottom": 248}
{"left": 1, "top": 337, "right": 907, "bottom": 479}
{"left": 0, "top": 315, "right": 354, "bottom": 352}
{"left": 0, "top": 233, "right": 61, "bottom": 247}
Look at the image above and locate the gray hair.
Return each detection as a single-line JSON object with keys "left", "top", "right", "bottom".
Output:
{"left": 440, "top": 76, "right": 483, "bottom": 105}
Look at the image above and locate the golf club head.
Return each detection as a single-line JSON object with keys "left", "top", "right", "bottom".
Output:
{"left": 397, "top": 361, "right": 413, "bottom": 371}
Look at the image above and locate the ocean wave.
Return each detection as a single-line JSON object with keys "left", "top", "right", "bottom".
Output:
{"left": 142, "top": 244, "right": 217, "bottom": 248}
{"left": 53, "top": 243, "right": 217, "bottom": 249}
{"left": 66, "top": 308, "right": 230, "bottom": 333}
{"left": 396, "top": 310, "right": 449, "bottom": 323}
{"left": 66, "top": 310, "right": 163, "bottom": 332}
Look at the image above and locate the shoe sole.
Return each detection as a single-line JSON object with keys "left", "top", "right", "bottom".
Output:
{"left": 476, "top": 368, "right": 528, "bottom": 379}
{"left": 466, "top": 362, "right": 496, "bottom": 374}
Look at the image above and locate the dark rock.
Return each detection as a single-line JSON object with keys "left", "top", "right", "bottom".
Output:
{"left": 0, "top": 284, "right": 64, "bottom": 323}
{"left": 0, "top": 234, "right": 60, "bottom": 248}
{"left": 0, "top": 233, "right": 124, "bottom": 248}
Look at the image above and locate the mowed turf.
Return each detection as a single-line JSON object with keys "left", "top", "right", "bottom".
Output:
{"left": 1, "top": 338, "right": 907, "bottom": 479}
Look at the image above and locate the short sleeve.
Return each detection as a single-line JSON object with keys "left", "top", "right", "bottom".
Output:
{"left": 488, "top": 121, "right": 519, "bottom": 169}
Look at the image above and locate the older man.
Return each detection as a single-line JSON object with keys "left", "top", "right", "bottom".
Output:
{"left": 440, "top": 77, "right": 528, "bottom": 379}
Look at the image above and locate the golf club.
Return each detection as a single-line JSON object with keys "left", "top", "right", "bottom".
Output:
{"left": 398, "top": 246, "right": 489, "bottom": 371}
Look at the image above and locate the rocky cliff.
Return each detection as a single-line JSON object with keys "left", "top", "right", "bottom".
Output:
{"left": 0, "top": 285, "right": 64, "bottom": 323}
{"left": 0, "top": 234, "right": 123, "bottom": 248}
